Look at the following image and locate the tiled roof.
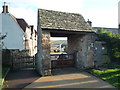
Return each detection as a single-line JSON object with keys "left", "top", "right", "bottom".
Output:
{"left": 11, "top": 15, "right": 30, "bottom": 32}
{"left": 38, "top": 9, "right": 91, "bottom": 31}
{"left": 16, "top": 19, "right": 30, "bottom": 32}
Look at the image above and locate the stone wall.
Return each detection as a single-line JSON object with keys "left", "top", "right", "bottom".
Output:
{"left": 68, "top": 34, "right": 84, "bottom": 69}
{"left": 68, "top": 33, "right": 96, "bottom": 69}
{"left": 2, "top": 49, "right": 12, "bottom": 66}
{"left": 2, "top": 49, "right": 30, "bottom": 67}
{"left": 94, "top": 41, "right": 110, "bottom": 67}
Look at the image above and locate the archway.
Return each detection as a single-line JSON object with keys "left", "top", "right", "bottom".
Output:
{"left": 36, "top": 9, "right": 96, "bottom": 76}
{"left": 36, "top": 28, "right": 96, "bottom": 76}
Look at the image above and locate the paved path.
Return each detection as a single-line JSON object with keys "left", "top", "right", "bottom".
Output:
{"left": 25, "top": 68, "right": 115, "bottom": 88}
{"left": 5, "top": 68, "right": 40, "bottom": 88}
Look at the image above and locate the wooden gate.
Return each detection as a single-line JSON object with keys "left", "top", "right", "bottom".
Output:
{"left": 51, "top": 53, "right": 75, "bottom": 69}
{"left": 12, "top": 55, "right": 35, "bottom": 70}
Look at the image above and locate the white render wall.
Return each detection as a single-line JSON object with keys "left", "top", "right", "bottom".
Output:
{"left": 1, "top": 13, "right": 24, "bottom": 50}
{"left": 25, "top": 27, "right": 37, "bottom": 56}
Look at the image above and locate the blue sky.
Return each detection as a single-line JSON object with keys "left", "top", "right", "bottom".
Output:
{"left": 0, "top": 0, "right": 119, "bottom": 31}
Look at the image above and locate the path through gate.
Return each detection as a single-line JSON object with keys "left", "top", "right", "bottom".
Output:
{"left": 51, "top": 53, "right": 75, "bottom": 69}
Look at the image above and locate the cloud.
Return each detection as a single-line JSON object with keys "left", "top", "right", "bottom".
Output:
{"left": 81, "top": 7, "right": 118, "bottom": 28}
{"left": 0, "top": 0, "right": 119, "bottom": 28}
{"left": 4, "top": 0, "right": 84, "bottom": 13}
{"left": 37, "top": 0, "right": 84, "bottom": 13}
{"left": 9, "top": 8, "right": 37, "bottom": 30}
{"left": 0, "top": 0, "right": 84, "bottom": 30}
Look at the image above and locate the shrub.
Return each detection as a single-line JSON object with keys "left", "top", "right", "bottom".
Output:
{"left": 96, "top": 29, "right": 120, "bottom": 62}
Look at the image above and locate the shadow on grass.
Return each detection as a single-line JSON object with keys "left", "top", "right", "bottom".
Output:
{"left": 100, "top": 70, "right": 120, "bottom": 77}
{"left": 89, "top": 68, "right": 120, "bottom": 88}
{"left": 104, "top": 76, "right": 120, "bottom": 88}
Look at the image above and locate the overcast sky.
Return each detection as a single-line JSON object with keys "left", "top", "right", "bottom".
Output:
{"left": 0, "top": 0, "right": 119, "bottom": 29}
{"left": 0, "top": 0, "right": 120, "bottom": 40}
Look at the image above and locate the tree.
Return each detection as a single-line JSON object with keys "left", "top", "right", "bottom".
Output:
{"left": 0, "top": 33, "right": 7, "bottom": 48}
{"left": 96, "top": 29, "right": 120, "bottom": 62}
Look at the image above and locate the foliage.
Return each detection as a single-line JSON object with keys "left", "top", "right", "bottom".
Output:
{"left": 90, "top": 64, "right": 120, "bottom": 88}
{"left": 0, "top": 33, "right": 7, "bottom": 49}
{"left": 51, "top": 40, "right": 67, "bottom": 53}
{"left": 0, "top": 66, "right": 9, "bottom": 89}
{"left": 51, "top": 40, "right": 67, "bottom": 45}
{"left": 2, "top": 67, "right": 9, "bottom": 78}
{"left": 0, "top": 34, "right": 7, "bottom": 40}
{"left": 96, "top": 29, "right": 120, "bottom": 62}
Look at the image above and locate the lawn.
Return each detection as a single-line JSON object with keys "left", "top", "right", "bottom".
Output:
{"left": 89, "top": 63, "right": 120, "bottom": 88}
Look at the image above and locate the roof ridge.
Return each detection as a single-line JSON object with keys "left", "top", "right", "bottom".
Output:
{"left": 39, "top": 9, "right": 82, "bottom": 16}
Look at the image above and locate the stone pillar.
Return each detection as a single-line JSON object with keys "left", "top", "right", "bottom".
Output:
{"left": 36, "top": 24, "right": 43, "bottom": 75}
{"left": 68, "top": 33, "right": 96, "bottom": 69}
{"left": 36, "top": 29, "right": 51, "bottom": 76}
{"left": 41, "top": 31, "right": 51, "bottom": 76}
{"left": 36, "top": 9, "right": 51, "bottom": 76}
{"left": 82, "top": 34, "right": 95, "bottom": 68}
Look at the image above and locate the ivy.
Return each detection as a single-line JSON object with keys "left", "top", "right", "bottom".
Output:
{"left": 96, "top": 29, "right": 120, "bottom": 62}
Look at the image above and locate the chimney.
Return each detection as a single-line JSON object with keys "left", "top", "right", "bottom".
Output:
{"left": 30, "top": 25, "right": 34, "bottom": 35}
{"left": 2, "top": 2, "right": 9, "bottom": 13}
{"left": 30, "top": 25, "right": 34, "bottom": 30}
{"left": 87, "top": 19, "right": 92, "bottom": 29}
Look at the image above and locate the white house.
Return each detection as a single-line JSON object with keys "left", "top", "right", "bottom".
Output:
{"left": 0, "top": 2, "right": 37, "bottom": 56}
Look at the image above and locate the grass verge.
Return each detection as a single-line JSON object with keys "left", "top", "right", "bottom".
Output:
{"left": 88, "top": 63, "right": 120, "bottom": 88}
{"left": 0, "top": 66, "right": 10, "bottom": 89}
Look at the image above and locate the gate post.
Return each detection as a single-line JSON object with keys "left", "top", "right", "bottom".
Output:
{"left": 41, "top": 31, "right": 52, "bottom": 76}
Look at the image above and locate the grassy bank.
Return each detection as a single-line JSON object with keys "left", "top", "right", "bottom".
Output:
{"left": 0, "top": 66, "right": 10, "bottom": 89}
{"left": 89, "top": 63, "right": 120, "bottom": 88}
